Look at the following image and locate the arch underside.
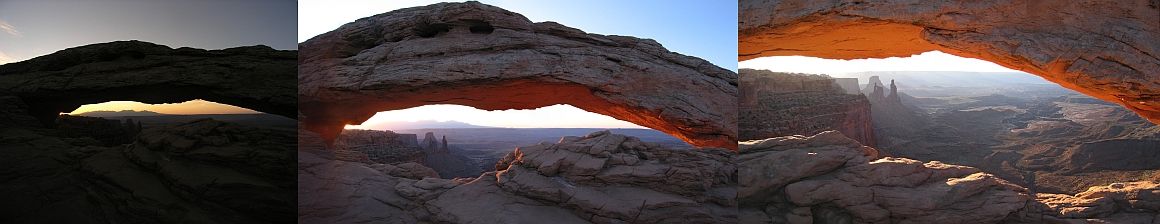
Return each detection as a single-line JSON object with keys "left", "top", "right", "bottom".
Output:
{"left": 298, "top": 2, "right": 738, "bottom": 149}
{"left": 0, "top": 41, "right": 298, "bottom": 124}
{"left": 740, "top": 0, "right": 1160, "bottom": 124}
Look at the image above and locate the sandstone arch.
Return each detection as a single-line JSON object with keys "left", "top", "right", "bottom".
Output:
{"left": 298, "top": 2, "right": 738, "bottom": 149}
{"left": 740, "top": 0, "right": 1160, "bottom": 124}
{"left": 0, "top": 40, "right": 298, "bottom": 125}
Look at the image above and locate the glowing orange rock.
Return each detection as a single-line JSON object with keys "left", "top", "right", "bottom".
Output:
{"left": 740, "top": 0, "right": 1160, "bottom": 124}
{"left": 299, "top": 2, "right": 738, "bottom": 149}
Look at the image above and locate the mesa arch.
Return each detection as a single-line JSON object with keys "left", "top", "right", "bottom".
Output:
{"left": 298, "top": 2, "right": 738, "bottom": 149}
{"left": 0, "top": 40, "right": 298, "bottom": 125}
{"left": 740, "top": 0, "right": 1160, "bottom": 124}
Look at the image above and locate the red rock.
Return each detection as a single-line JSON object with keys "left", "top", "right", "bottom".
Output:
{"left": 298, "top": 2, "right": 738, "bottom": 149}
{"left": 740, "top": 0, "right": 1160, "bottom": 125}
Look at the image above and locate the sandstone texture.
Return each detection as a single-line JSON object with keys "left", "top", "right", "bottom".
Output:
{"left": 0, "top": 40, "right": 297, "bottom": 125}
{"left": 739, "top": 0, "right": 1160, "bottom": 125}
{"left": 298, "top": 130, "right": 738, "bottom": 223}
{"left": 738, "top": 131, "right": 1160, "bottom": 224}
{"left": 332, "top": 129, "right": 425, "bottom": 164}
{"left": 740, "top": 69, "right": 875, "bottom": 146}
{"left": 298, "top": 2, "right": 738, "bottom": 149}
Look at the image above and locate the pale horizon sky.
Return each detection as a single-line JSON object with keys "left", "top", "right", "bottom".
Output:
{"left": 0, "top": 0, "right": 296, "bottom": 65}
{"left": 345, "top": 104, "right": 645, "bottom": 129}
{"left": 304, "top": 0, "right": 733, "bottom": 130}
{"left": 739, "top": 51, "right": 1024, "bottom": 77}
{"left": 67, "top": 100, "right": 259, "bottom": 115}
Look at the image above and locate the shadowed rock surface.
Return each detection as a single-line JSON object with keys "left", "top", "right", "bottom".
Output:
{"left": 0, "top": 40, "right": 297, "bottom": 125}
{"left": 298, "top": 2, "right": 738, "bottom": 149}
{"left": 739, "top": 69, "right": 875, "bottom": 147}
{"left": 0, "top": 42, "right": 297, "bottom": 223}
{"left": 738, "top": 131, "right": 1160, "bottom": 224}
{"left": 0, "top": 100, "right": 295, "bottom": 223}
{"left": 298, "top": 130, "right": 738, "bottom": 223}
{"left": 739, "top": 0, "right": 1160, "bottom": 125}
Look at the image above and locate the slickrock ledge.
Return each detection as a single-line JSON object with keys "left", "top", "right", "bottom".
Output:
{"left": 297, "top": 130, "right": 738, "bottom": 223}
{"left": 298, "top": 1, "right": 738, "bottom": 149}
{"left": 739, "top": 131, "right": 1160, "bottom": 224}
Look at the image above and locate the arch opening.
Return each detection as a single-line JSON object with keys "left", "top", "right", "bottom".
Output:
{"left": 739, "top": 1, "right": 1160, "bottom": 125}
{"left": 334, "top": 104, "right": 690, "bottom": 178}
{"left": 298, "top": 2, "right": 738, "bottom": 150}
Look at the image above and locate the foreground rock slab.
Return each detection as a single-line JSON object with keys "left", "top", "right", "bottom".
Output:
{"left": 738, "top": 131, "right": 1160, "bottom": 224}
{"left": 298, "top": 130, "right": 738, "bottom": 223}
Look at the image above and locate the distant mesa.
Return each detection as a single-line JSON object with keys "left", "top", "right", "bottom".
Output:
{"left": 74, "top": 110, "right": 167, "bottom": 117}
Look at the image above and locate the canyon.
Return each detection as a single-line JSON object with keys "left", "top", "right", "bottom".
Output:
{"left": 740, "top": 69, "right": 875, "bottom": 147}
{"left": 738, "top": 69, "right": 1160, "bottom": 223}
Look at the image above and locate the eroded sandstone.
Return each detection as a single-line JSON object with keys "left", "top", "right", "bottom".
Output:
{"left": 739, "top": 131, "right": 1160, "bottom": 224}
{"left": 739, "top": 0, "right": 1160, "bottom": 124}
{"left": 297, "top": 130, "right": 738, "bottom": 223}
{"left": 298, "top": 2, "right": 738, "bottom": 149}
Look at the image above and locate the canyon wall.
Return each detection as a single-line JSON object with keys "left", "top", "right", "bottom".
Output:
{"left": 740, "top": 69, "right": 876, "bottom": 147}
{"left": 298, "top": 130, "right": 737, "bottom": 223}
{"left": 332, "top": 129, "right": 425, "bottom": 164}
{"left": 739, "top": 0, "right": 1160, "bottom": 125}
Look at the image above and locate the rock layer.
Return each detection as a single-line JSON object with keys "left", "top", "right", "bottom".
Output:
{"left": 298, "top": 130, "right": 738, "bottom": 223}
{"left": 739, "top": 0, "right": 1160, "bottom": 124}
{"left": 298, "top": 2, "right": 738, "bottom": 149}
{"left": 739, "top": 69, "right": 875, "bottom": 146}
{"left": 739, "top": 131, "right": 1160, "bottom": 223}
{"left": 0, "top": 40, "right": 297, "bottom": 125}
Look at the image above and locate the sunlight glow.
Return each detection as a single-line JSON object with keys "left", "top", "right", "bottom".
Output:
{"left": 67, "top": 99, "right": 259, "bottom": 115}
{"left": 345, "top": 104, "right": 645, "bottom": 130}
{"left": 739, "top": 51, "right": 1021, "bottom": 76}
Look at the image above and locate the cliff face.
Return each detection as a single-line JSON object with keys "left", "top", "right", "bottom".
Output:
{"left": 55, "top": 115, "right": 141, "bottom": 146}
{"left": 332, "top": 129, "right": 425, "bottom": 164}
{"left": 740, "top": 69, "right": 876, "bottom": 147}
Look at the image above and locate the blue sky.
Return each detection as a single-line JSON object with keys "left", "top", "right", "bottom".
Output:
{"left": 0, "top": 0, "right": 297, "bottom": 64}
{"left": 299, "top": 0, "right": 738, "bottom": 129}
{"left": 298, "top": 0, "right": 738, "bottom": 71}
